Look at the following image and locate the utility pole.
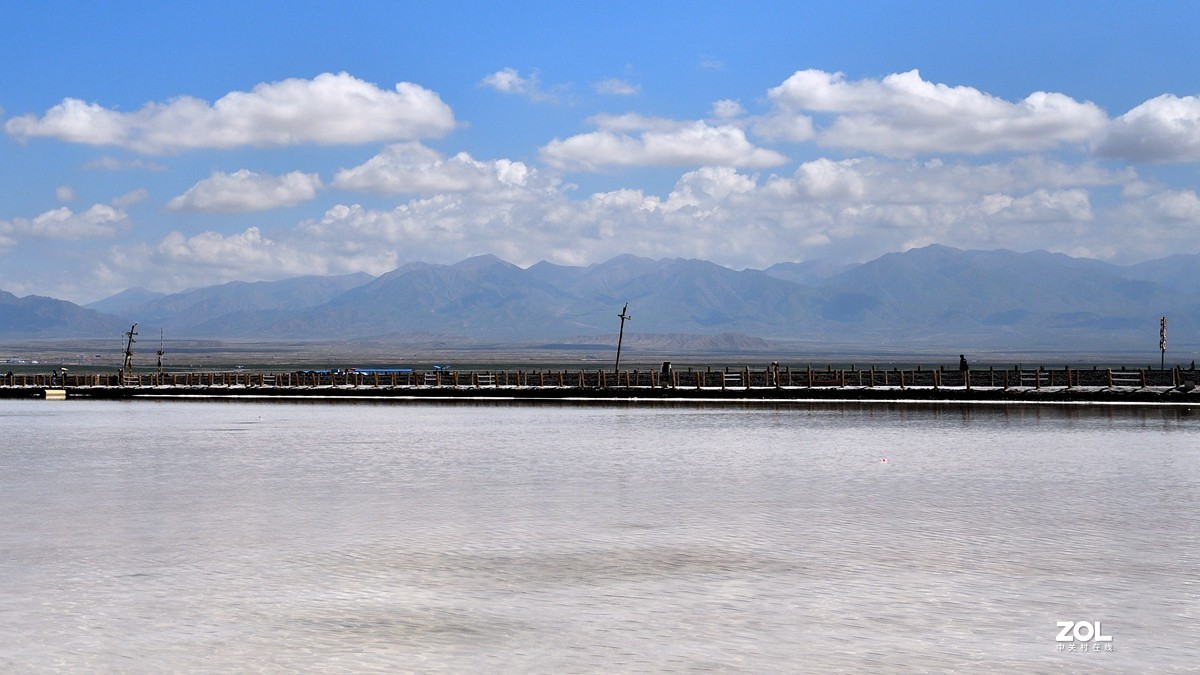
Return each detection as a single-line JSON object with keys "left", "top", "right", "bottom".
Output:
{"left": 122, "top": 323, "right": 138, "bottom": 379}
{"left": 1160, "top": 316, "right": 1167, "bottom": 369}
{"left": 614, "top": 303, "right": 630, "bottom": 374}
{"left": 156, "top": 329, "right": 164, "bottom": 375}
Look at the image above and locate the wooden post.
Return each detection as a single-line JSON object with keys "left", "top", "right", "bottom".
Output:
{"left": 933, "top": 370, "right": 940, "bottom": 389}
{"left": 1106, "top": 369, "right": 1113, "bottom": 388}
{"left": 744, "top": 367, "right": 751, "bottom": 390}
{"left": 1140, "top": 369, "right": 1147, "bottom": 388}
{"left": 869, "top": 366, "right": 875, "bottom": 387}
{"left": 965, "top": 368, "right": 971, "bottom": 391}
{"left": 807, "top": 366, "right": 813, "bottom": 388}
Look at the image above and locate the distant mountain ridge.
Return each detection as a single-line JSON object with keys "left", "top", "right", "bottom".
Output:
{"left": 4, "top": 246, "right": 1198, "bottom": 352}
{"left": 0, "top": 290, "right": 130, "bottom": 338}
{"left": 84, "top": 273, "right": 375, "bottom": 333}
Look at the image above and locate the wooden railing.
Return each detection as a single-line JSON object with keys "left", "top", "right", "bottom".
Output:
{"left": 2, "top": 365, "right": 1196, "bottom": 390}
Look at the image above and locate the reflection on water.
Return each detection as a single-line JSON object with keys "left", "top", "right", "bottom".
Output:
{"left": 1, "top": 399, "right": 1198, "bottom": 672}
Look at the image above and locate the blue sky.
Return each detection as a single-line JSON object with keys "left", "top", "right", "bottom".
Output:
{"left": 3, "top": 1, "right": 1200, "bottom": 302}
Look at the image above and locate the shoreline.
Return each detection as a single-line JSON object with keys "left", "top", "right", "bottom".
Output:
{"left": 5, "top": 383, "right": 1199, "bottom": 407}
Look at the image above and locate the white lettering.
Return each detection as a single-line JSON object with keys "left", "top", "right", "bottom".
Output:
{"left": 1056, "top": 620, "right": 1114, "bottom": 643}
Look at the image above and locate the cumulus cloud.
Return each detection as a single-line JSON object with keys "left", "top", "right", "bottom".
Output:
{"left": 0, "top": 204, "right": 131, "bottom": 250}
{"left": 332, "top": 143, "right": 534, "bottom": 195}
{"left": 482, "top": 67, "right": 535, "bottom": 94}
{"left": 297, "top": 177, "right": 584, "bottom": 267}
{"left": 112, "top": 188, "right": 150, "bottom": 208}
{"left": 751, "top": 112, "right": 816, "bottom": 143}
{"left": 480, "top": 67, "right": 563, "bottom": 102}
{"left": 540, "top": 117, "right": 788, "bottom": 170}
{"left": 764, "top": 69, "right": 1108, "bottom": 156}
{"left": 1099, "top": 94, "right": 1200, "bottom": 162}
{"left": 5, "top": 72, "right": 456, "bottom": 153}
{"left": 973, "top": 188, "right": 1094, "bottom": 223}
{"left": 594, "top": 78, "right": 640, "bottom": 95}
{"left": 167, "top": 170, "right": 322, "bottom": 213}
{"left": 291, "top": 157, "right": 1122, "bottom": 270}
{"left": 1145, "top": 189, "right": 1200, "bottom": 220}
{"left": 104, "top": 226, "right": 396, "bottom": 291}
{"left": 711, "top": 99, "right": 745, "bottom": 120}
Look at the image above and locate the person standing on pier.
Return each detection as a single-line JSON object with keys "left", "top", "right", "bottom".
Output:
{"left": 959, "top": 355, "right": 969, "bottom": 372}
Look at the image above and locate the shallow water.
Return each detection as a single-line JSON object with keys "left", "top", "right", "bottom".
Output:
{"left": 1, "top": 399, "right": 1197, "bottom": 672}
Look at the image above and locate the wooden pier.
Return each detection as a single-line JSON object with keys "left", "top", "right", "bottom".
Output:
{"left": 3, "top": 365, "right": 1199, "bottom": 404}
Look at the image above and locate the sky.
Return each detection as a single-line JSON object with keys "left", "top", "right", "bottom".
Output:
{"left": 3, "top": 1, "right": 1200, "bottom": 303}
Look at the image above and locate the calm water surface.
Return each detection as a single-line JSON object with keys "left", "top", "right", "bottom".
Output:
{"left": 1, "top": 399, "right": 1198, "bottom": 673}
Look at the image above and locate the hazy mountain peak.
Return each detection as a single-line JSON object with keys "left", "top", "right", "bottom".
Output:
{"left": 452, "top": 254, "right": 511, "bottom": 272}
{"left": 84, "top": 287, "right": 168, "bottom": 315}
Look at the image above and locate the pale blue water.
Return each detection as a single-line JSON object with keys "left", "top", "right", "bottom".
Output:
{"left": 1, "top": 399, "right": 1198, "bottom": 672}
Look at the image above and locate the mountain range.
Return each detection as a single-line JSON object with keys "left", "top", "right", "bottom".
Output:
{"left": 2, "top": 245, "right": 1196, "bottom": 354}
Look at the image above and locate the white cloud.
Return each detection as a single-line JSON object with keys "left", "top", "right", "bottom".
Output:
{"left": 480, "top": 67, "right": 562, "bottom": 102}
{"left": 1099, "top": 188, "right": 1200, "bottom": 261}
{"left": 711, "top": 99, "right": 745, "bottom": 120}
{"left": 765, "top": 69, "right": 1108, "bottom": 156}
{"left": 594, "top": 78, "right": 640, "bottom": 95}
{"left": 751, "top": 112, "right": 816, "bottom": 143}
{"left": 56, "top": 185, "right": 76, "bottom": 202}
{"left": 1147, "top": 189, "right": 1200, "bottom": 221}
{"left": 112, "top": 188, "right": 150, "bottom": 208}
{"left": 973, "top": 188, "right": 1094, "bottom": 223}
{"left": 481, "top": 67, "right": 534, "bottom": 94}
{"left": 275, "top": 156, "right": 1147, "bottom": 272}
{"left": 167, "top": 170, "right": 322, "bottom": 213}
{"left": 540, "top": 119, "right": 788, "bottom": 171}
{"left": 104, "top": 226, "right": 396, "bottom": 292}
{"left": 0, "top": 204, "right": 131, "bottom": 250}
{"left": 1099, "top": 94, "right": 1200, "bottom": 162}
{"left": 331, "top": 143, "right": 534, "bottom": 195}
{"left": 661, "top": 166, "right": 758, "bottom": 213}
{"left": 5, "top": 72, "right": 456, "bottom": 153}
